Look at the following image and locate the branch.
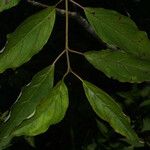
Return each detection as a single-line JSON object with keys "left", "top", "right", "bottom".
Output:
{"left": 27, "top": 0, "right": 49, "bottom": 8}
{"left": 27, "top": 1, "right": 108, "bottom": 47}
{"left": 56, "top": 8, "right": 103, "bottom": 43}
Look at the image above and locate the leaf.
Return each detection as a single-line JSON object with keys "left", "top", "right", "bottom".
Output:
{"left": 84, "top": 50, "right": 150, "bottom": 83}
{"left": 24, "top": 136, "right": 36, "bottom": 148}
{"left": 142, "top": 117, "right": 150, "bottom": 132}
{"left": 13, "top": 81, "right": 69, "bottom": 136}
{"left": 0, "top": 7, "right": 55, "bottom": 73}
{"left": 83, "top": 80, "right": 140, "bottom": 145}
{"left": 96, "top": 119, "right": 108, "bottom": 138}
{"left": 140, "top": 86, "right": 150, "bottom": 97}
{"left": 140, "top": 99, "right": 150, "bottom": 108}
{"left": 0, "top": 0, "right": 21, "bottom": 12}
{"left": 85, "top": 7, "right": 150, "bottom": 60}
{"left": 0, "top": 65, "right": 54, "bottom": 148}
{"left": 122, "top": 146, "right": 134, "bottom": 150}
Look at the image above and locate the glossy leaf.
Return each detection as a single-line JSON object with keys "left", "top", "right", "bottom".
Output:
{"left": 13, "top": 81, "right": 69, "bottom": 136}
{"left": 85, "top": 7, "right": 150, "bottom": 60}
{"left": 84, "top": 50, "right": 150, "bottom": 83}
{"left": 83, "top": 80, "right": 140, "bottom": 145}
{"left": 0, "top": 7, "right": 55, "bottom": 73}
{"left": 0, "top": 0, "right": 21, "bottom": 12}
{"left": 0, "top": 65, "right": 54, "bottom": 148}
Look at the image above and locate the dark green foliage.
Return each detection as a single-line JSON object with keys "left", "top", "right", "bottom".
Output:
{"left": 0, "top": 0, "right": 149, "bottom": 149}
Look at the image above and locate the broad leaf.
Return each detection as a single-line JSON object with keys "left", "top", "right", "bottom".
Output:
{"left": 85, "top": 7, "right": 150, "bottom": 60}
{"left": 83, "top": 80, "right": 140, "bottom": 145}
{"left": 0, "top": 0, "right": 21, "bottom": 12}
{"left": 0, "top": 7, "right": 55, "bottom": 73}
{"left": 0, "top": 65, "right": 54, "bottom": 148}
{"left": 84, "top": 50, "right": 150, "bottom": 83}
{"left": 13, "top": 81, "right": 69, "bottom": 136}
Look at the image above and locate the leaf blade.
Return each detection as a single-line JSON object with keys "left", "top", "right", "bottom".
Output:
{"left": 13, "top": 81, "right": 69, "bottom": 136}
{"left": 0, "top": 0, "right": 21, "bottom": 12}
{"left": 85, "top": 7, "right": 150, "bottom": 60}
{"left": 0, "top": 7, "right": 55, "bottom": 73}
{"left": 0, "top": 65, "right": 54, "bottom": 142}
{"left": 83, "top": 80, "right": 140, "bottom": 145}
{"left": 84, "top": 50, "right": 150, "bottom": 83}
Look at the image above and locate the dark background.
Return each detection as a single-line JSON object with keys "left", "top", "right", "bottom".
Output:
{"left": 0, "top": 0, "right": 150, "bottom": 149}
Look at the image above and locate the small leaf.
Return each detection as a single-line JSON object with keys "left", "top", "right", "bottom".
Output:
{"left": 140, "top": 86, "right": 150, "bottom": 97}
{"left": 83, "top": 80, "right": 140, "bottom": 145}
{"left": 122, "top": 146, "right": 134, "bottom": 150}
{"left": 96, "top": 119, "right": 108, "bottom": 138}
{"left": 140, "top": 99, "right": 150, "bottom": 108}
{"left": 0, "top": 0, "right": 21, "bottom": 12}
{"left": 0, "top": 7, "right": 55, "bottom": 73}
{"left": 142, "top": 117, "right": 150, "bottom": 132}
{"left": 13, "top": 81, "right": 69, "bottom": 136}
{"left": 85, "top": 7, "right": 150, "bottom": 60}
{"left": 84, "top": 50, "right": 150, "bottom": 83}
{"left": 0, "top": 65, "right": 54, "bottom": 147}
{"left": 24, "top": 136, "right": 36, "bottom": 148}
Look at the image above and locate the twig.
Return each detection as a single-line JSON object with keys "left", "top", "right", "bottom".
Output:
{"left": 63, "top": 0, "right": 71, "bottom": 79}
{"left": 27, "top": 0, "right": 49, "bottom": 8}
{"left": 27, "top": 1, "right": 103, "bottom": 45}
{"left": 56, "top": 8, "right": 103, "bottom": 43}
{"left": 52, "top": 50, "right": 65, "bottom": 65}
{"left": 68, "top": 48, "right": 84, "bottom": 56}
{"left": 71, "top": 70, "right": 83, "bottom": 81}
{"left": 69, "top": 0, "right": 84, "bottom": 10}
{"left": 55, "top": 0, "right": 64, "bottom": 7}
{"left": 27, "top": 0, "right": 63, "bottom": 8}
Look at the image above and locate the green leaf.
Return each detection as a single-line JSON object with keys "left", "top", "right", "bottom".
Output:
{"left": 85, "top": 7, "right": 150, "bottom": 60}
{"left": 24, "top": 136, "right": 36, "bottom": 148}
{"left": 83, "top": 80, "right": 140, "bottom": 145}
{"left": 96, "top": 119, "right": 108, "bottom": 138}
{"left": 13, "top": 81, "right": 69, "bottom": 136}
{"left": 84, "top": 50, "right": 150, "bottom": 83}
{"left": 140, "top": 100, "right": 150, "bottom": 108}
{"left": 0, "top": 0, "right": 21, "bottom": 12}
{"left": 0, "top": 65, "right": 54, "bottom": 148}
{"left": 122, "top": 146, "right": 134, "bottom": 150}
{"left": 0, "top": 7, "right": 55, "bottom": 73}
{"left": 142, "top": 117, "right": 150, "bottom": 132}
